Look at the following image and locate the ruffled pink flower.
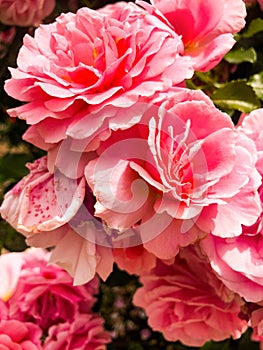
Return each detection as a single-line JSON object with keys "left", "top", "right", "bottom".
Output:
{"left": 200, "top": 109, "right": 263, "bottom": 303}
{"left": 0, "top": 319, "right": 42, "bottom": 350}
{"left": 43, "top": 314, "right": 111, "bottom": 350}
{"left": 140, "top": 0, "right": 246, "bottom": 71}
{"left": 85, "top": 88, "right": 261, "bottom": 259}
{"left": 0, "top": 157, "right": 114, "bottom": 285}
{"left": 0, "top": 0, "right": 55, "bottom": 27}
{"left": 0, "top": 248, "right": 99, "bottom": 332}
{"left": 5, "top": 3, "right": 193, "bottom": 150}
{"left": 133, "top": 246, "right": 247, "bottom": 347}
{"left": 201, "top": 235, "right": 263, "bottom": 303}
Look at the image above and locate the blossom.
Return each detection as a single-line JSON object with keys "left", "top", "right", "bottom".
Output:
{"left": 200, "top": 109, "right": 263, "bottom": 303}
{"left": 0, "top": 157, "right": 114, "bottom": 285}
{"left": 5, "top": 3, "right": 193, "bottom": 150}
{"left": 43, "top": 314, "right": 111, "bottom": 350}
{"left": 0, "top": 248, "right": 99, "bottom": 332}
{"left": 0, "top": 0, "right": 55, "bottom": 27}
{"left": 140, "top": 0, "right": 246, "bottom": 71}
{"left": 133, "top": 246, "right": 247, "bottom": 347}
{"left": 85, "top": 88, "right": 261, "bottom": 260}
{"left": 200, "top": 235, "right": 263, "bottom": 303}
{"left": 0, "top": 319, "right": 42, "bottom": 349}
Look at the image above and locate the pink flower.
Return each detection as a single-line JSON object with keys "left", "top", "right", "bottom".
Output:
{"left": 0, "top": 248, "right": 99, "bottom": 332}
{"left": 0, "top": 0, "right": 55, "bottom": 27}
{"left": 85, "top": 88, "right": 261, "bottom": 259}
{"left": 140, "top": 0, "right": 246, "bottom": 71}
{"left": 5, "top": 3, "right": 193, "bottom": 150}
{"left": 43, "top": 314, "right": 111, "bottom": 350}
{"left": 238, "top": 109, "right": 263, "bottom": 176}
{"left": 133, "top": 246, "right": 247, "bottom": 347}
{"left": 0, "top": 157, "right": 114, "bottom": 285}
{"left": 200, "top": 109, "right": 263, "bottom": 303}
{"left": 201, "top": 235, "right": 263, "bottom": 302}
{"left": 0, "top": 319, "right": 42, "bottom": 350}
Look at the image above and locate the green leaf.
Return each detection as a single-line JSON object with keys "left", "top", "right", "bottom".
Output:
{"left": 249, "top": 70, "right": 263, "bottom": 100}
{"left": 212, "top": 80, "right": 261, "bottom": 113}
{"left": 242, "top": 18, "right": 263, "bottom": 38}
{"left": 224, "top": 47, "right": 257, "bottom": 64}
{"left": 0, "top": 153, "right": 33, "bottom": 182}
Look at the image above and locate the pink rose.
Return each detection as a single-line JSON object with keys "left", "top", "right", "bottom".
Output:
{"left": 0, "top": 319, "right": 42, "bottom": 350}
{"left": 201, "top": 235, "right": 263, "bottom": 303}
{"left": 85, "top": 88, "right": 261, "bottom": 259}
{"left": 0, "top": 0, "right": 55, "bottom": 27}
{"left": 0, "top": 248, "right": 99, "bottom": 332}
{"left": 200, "top": 109, "right": 263, "bottom": 302}
{"left": 43, "top": 314, "right": 111, "bottom": 350}
{"left": 5, "top": 3, "right": 193, "bottom": 150}
{"left": 140, "top": 0, "right": 246, "bottom": 71}
{"left": 0, "top": 157, "right": 114, "bottom": 285}
{"left": 133, "top": 246, "right": 247, "bottom": 347}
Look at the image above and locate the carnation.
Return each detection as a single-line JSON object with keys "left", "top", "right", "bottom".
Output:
{"left": 133, "top": 246, "right": 247, "bottom": 347}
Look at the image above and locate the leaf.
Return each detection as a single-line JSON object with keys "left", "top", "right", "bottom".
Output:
{"left": 224, "top": 47, "right": 257, "bottom": 64}
{"left": 249, "top": 70, "right": 263, "bottom": 100}
{"left": 0, "top": 153, "right": 33, "bottom": 182}
{"left": 242, "top": 18, "right": 263, "bottom": 38}
{"left": 212, "top": 80, "right": 261, "bottom": 113}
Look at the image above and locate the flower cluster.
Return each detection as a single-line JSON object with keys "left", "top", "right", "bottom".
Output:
{"left": 0, "top": 248, "right": 110, "bottom": 349}
{"left": 1, "top": 0, "right": 263, "bottom": 347}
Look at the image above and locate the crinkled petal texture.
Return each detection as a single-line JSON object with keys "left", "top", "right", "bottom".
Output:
{"left": 43, "top": 313, "right": 111, "bottom": 350}
{"left": 5, "top": 3, "right": 193, "bottom": 150}
{"left": 0, "top": 319, "right": 42, "bottom": 350}
{"left": 0, "top": 248, "right": 99, "bottom": 333}
{"left": 133, "top": 246, "right": 247, "bottom": 347}
{"left": 198, "top": 109, "right": 263, "bottom": 303}
{"left": 0, "top": 156, "right": 114, "bottom": 285}
{"left": 238, "top": 109, "right": 263, "bottom": 236}
{"left": 201, "top": 234, "right": 263, "bottom": 303}
{"left": 144, "top": 0, "right": 246, "bottom": 71}
{"left": 0, "top": 0, "right": 55, "bottom": 27}
{"left": 238, "top": 109, "right": 263, "bottom": 176}
{"left": 85, "top": 88, "right": 261, "bottom": 260}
